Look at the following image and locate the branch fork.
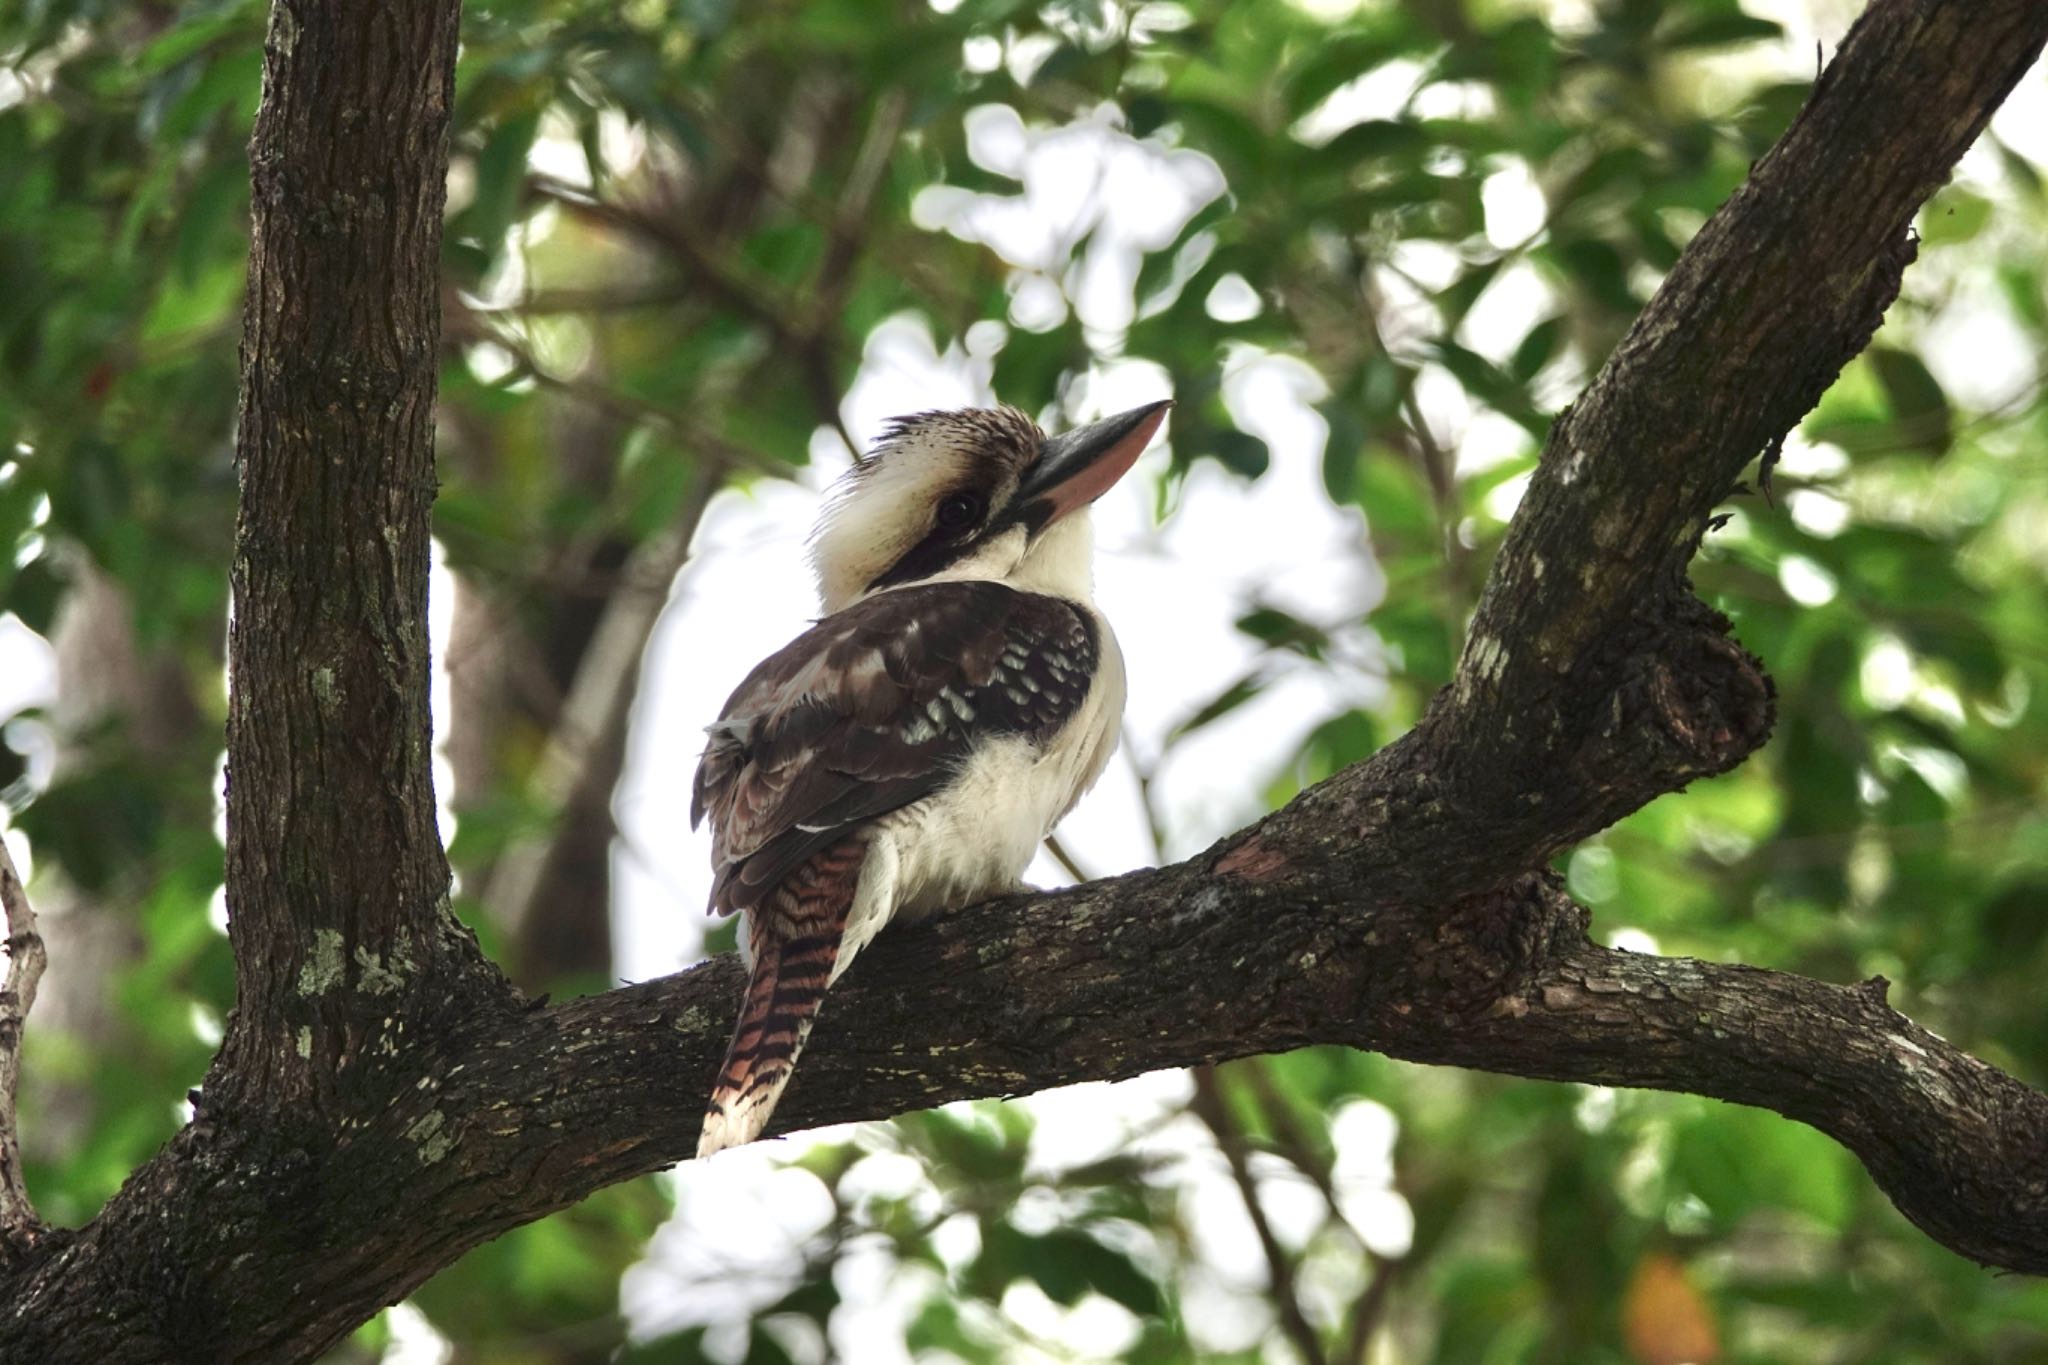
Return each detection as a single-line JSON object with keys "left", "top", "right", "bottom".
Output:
{"left": 5, "top": 0, "right": 2048, "bottom": 1358}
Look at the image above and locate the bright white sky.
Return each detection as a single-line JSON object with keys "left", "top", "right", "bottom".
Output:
{"left": 2, "top": 5, "right": 2043, "bottom": 1361}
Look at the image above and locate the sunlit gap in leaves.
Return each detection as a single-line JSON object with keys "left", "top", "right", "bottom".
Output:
{"left": 619, "top": 1080, "right": 1414, "bottom": 1357}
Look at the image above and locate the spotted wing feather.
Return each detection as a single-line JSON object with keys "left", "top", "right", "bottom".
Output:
{"left": 692, "top": 580, "right": 1098, "bottom": 918}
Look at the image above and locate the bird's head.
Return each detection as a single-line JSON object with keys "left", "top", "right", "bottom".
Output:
{"left": 809, "top": 399, "right": 1171, "bottom": 612}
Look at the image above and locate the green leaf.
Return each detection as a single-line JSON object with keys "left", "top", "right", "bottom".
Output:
{"left": 460, "top": 107, "right": 542, "bottom": 260}
{"left": 993, "top": 1225, "right": 1164, "bottom": 1316}
{"left": 139, "top": 4, "right": 260, "bottom": 74}
{"left": 1314, "top": 118, "right": 1429, "bottom": 168}
{"left": 1352, "top": 447, "right": 1435, "bottom": 538}
{"left": 1919, "top": 189, "right": 1991, "bottom": 247}
{"left": 1551, "top": 235, "right": 1638, "bottom": 313}
{"left": 141, "top": 259, "right": 244, "bottom": 341}
{"left": 1237, "top": 605, "right": 1329, "bottom": 658}
{"left": 1657, "top": 12, "right": 1784, "bottom": 50}
{"left": 1209, "top": 427, "right": 1270, "bottom": 478}
{"left": 1509, "top": 315, "right": 1566, "bottom": 382}
{"left": 1169, "top": 673, "right": 1266, "bottom": 742}
{"left": 1867, "top": 346, "right": 1953, "bottom": 457}
{"left": 1295, "top": 708, "right": 1383, "bottom": 780}
{"left": 1671, "top": 1104, "right": 1852, "bottom": 1229}
{"left": 1437, "top": 256, "right": 1502, "bottom": 327}
{"left": 1283, "top": 24, "right": 1422, "bottom": 119}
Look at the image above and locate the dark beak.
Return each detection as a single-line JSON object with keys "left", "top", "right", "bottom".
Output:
{"left": 1015, "top": 399, "right": 1172, "bottom": 526}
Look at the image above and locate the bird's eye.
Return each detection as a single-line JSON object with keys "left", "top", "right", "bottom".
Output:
{"left": 936, "top": 493, "right": 982, "bottom": 529}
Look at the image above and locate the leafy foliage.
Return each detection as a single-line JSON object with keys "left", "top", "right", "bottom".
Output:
{"left": 3, "top": 0, "right": 2046, "bottom": 1360}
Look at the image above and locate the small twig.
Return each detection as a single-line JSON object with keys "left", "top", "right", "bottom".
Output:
{"left": 529, "top": 177, "right": 815, "bottom": 357}
{"left": 788, "top": 89, "right": 906, "bottom": 454}
{"left": 1338, "top": 1261, "right": 1395, "bottom": 1365}
{"left": 481, "top": 463, "right": 723, "bottom": 946}
{"left": 1041, "top": 832, "right": 1092, "bottom": 885}
{"left": 803, "top": 87, "right": 907, "bottom": 342}
{"left": 1189, "top": 1066, "right": 1329, "bottom": 1365}
{"left": 450, "top": 313, "right": 787, "bottom": 481}
{"left": 467, "top": 281, "right": 696, "bottom": 316}
{"left": 1124, "top": 733, "right": 1168, "bottom": 865}
{"left": 1352, "top": 272, "right": 1476, "bottom": 621}
{"left": 1757, "top": 430, "right": 1786, "bottom": 507}
{"left": 1239, "top": 1063, "right": 1355, "bottom": 1239}
{"left": 0, "top": 833, "right": 49, "bottom": 1255}
{"left": 1236, "top": 1061, "right": 1401, "bottom": 1363}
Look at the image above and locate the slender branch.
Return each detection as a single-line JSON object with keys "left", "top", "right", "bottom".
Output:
{"left": 2, "top": 2, "right": 2045, "bottom": 1360}
{"left": 1340, "top": 1260, "right": 1395, "bottom": 1365}
{"left": 1189, "top": 1067, "right": 1329, "bottom": 1365}
{"left": 481, "top": 462, "right": 719, "bottom": 944}
{"left": 494, "top": 866, "right": 2048, "bottom": 1276}
{"left": 1040, "top": 832, "right": 1092, "bottom": 885}
{"left": 1396, "top": 0, "right": 2048, "bottom": 882}
{"left": 812, "top": 87, "right": 905, "bottom": 319}
{"left": 1438, "top": 0, "right": 2048, "bottom": 819}
{"left": 451, "top": 312, "right": 789, "bottom": 480}
{"left": 0, "top": 834, "right": 47, "bottom": 1257}
{"left": 1123, "top": 734, "right": 1170, "bottom": 865}
{"left": 530, "top": 177, "right": 816, "bottom": 357}
{"left": 1233, "top": 1059, "right": 1402, "bottom": 1361}
{"left": 219, "top": 0, "right": 485, "bottom": 1104}
{"left": 465, "top": 281, "right": 696, "bottom": 316}
{"left": 1352, "top": 268, "right": 1474, "bottom": 603}
{"left": 530, "top": 86, "right": 906, "bottom": 451}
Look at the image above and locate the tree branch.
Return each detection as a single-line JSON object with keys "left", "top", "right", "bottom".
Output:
{"left": 529, "top": 177, "right": 819, "bottom": 360}
{"left": 0, "top": 835, "right": 47, "bottom": 1260}
{"left": 220, "top": 0, "right": 494, "bottom": 1107}
{"left": 479, "top": 463, "right": 719, "bottom": 949}
{"left": 1, "top": 0, "right": 2044, "bottom": 1359}
{"left": 464, "top": 867, "right": 2048, "bottom": 1277}
{"left": 1189, "top": 1067, "right": 1328, "bottom": 1365}
{"left": 1234, "top": 1060, "right": 1401, "bottom": 1362}
{"left": 1435, "top": 0, "right": 2048, "bottom": 839}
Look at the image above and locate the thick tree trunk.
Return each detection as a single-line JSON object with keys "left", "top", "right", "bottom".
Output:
{"left": 0, "top": 0, "right": 504, "bottom": 1357}
{"left": 0, "top": 0, "right": 2044, "bottom": 1360}
{"left": 219, "top": 0, "right": 486, "bottom": 1105}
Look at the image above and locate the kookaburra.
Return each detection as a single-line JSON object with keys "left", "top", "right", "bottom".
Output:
{"left": 692, "top": 399, "right": 1171, "bottom": 1156}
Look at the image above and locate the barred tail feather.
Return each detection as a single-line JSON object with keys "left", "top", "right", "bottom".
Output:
{"left": 696, "top": 933, "right": 834, "bottom": 1156}
{"left": 697, "top": 838, "right": 866, "bottom": 1158}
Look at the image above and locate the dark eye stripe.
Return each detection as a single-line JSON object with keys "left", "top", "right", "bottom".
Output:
{"left": 867, "top": 487, "right": 993, "bottom": 592}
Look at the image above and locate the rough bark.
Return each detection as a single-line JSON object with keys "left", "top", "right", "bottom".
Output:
{"left": 218, "top": 0, "right": 500, "bottom": 1115}
{"left": 0, "top": 0, "right": 2044, "bottom": 1360}
{"left": 0, "top": 837, "right": 47, "bottom": 1264}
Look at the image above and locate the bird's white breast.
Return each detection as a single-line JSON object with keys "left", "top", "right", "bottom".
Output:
{"left": 831, "top": 606, "right": 1124, "bottom": 976}
{"left": 780, "top": 505, "right": 1128, "bottom": 981}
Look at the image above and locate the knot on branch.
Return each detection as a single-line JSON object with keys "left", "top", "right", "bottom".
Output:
{"left": 1401, "top": 873, "right": 1589, "bottom": 1019}
{"left": 1416, "top": 592, "right": 1775, "bottom": 873}
{"left": 1593, "top": 592, "right": 1775, "bottom": 792}
{"left": 1635, "top": 624, "right": 1775, "bottom": 781}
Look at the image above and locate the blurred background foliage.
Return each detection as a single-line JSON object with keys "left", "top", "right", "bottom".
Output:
{"left": 3, "top": 0, "right": 2047, "bottom": 1360}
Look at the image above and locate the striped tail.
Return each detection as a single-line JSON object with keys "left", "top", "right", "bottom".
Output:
{"left": 697, "top": 837, "right": 867, "bottom": 1157}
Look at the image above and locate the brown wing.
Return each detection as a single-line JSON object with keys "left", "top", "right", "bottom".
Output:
{"left": 692, "top": 581, "right": 1099, "bottom": 916}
